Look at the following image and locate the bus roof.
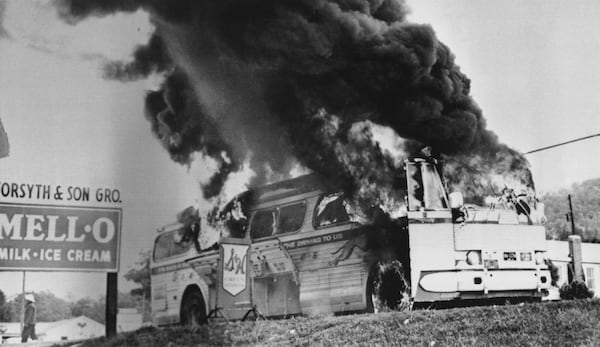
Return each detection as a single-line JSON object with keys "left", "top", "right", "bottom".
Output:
{"left": 157, "top": 222, "right": 186, "bottom": 234}
{"left": 240, "top": 174, "right": 326, "bottom": 205}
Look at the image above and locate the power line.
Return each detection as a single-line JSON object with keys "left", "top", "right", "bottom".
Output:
{"left": 525, "top": 133, "right": 600, "bottom": 154}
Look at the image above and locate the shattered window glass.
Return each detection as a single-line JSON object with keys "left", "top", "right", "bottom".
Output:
{"left": 407, "top": 163, "right": 423, "bottom": 211}
{"left": 278, "top": 202, "right": 306, "bottom": 234}
{"left": 250, "top": 209, "right": 277, "bottom": 239}
{"left": 314, "top": 193, "right": 350, "bottom": 228}
{"left": 171, "top": 227, "right": 194, "bottom": 256}
{"left": 407, "top": 162, "right": 447, "bottom": 211}
{"left": 422, "top": 164, "right": 447, "bottom": 210}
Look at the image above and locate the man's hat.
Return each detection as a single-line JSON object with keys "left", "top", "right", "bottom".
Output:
{"left": 24, "top": 294, "right": 35, "bottom": 303}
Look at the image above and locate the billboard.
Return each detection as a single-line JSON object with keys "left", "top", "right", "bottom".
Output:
{"left": 0, "top": 202, "right": 121, "bottom": 272}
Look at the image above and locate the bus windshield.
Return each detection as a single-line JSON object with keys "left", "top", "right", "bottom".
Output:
{"left": 153, "top": 227, "right": 197, "bottom": 262}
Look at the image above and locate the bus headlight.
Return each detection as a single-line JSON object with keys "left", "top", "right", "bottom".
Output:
{"left": 466, "top": 251, "right": 482, "bottom": 265}
{"left": 535, "top": 251, "right": 545, "bottom": 265}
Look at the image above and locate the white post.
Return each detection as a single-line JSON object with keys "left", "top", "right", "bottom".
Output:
{"left": 568, "top": 235, "right": 584, "bottom": 282}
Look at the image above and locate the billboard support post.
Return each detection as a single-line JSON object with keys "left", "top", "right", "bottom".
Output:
{"left": 105, "top": 272, "right": 118, "bottom": 338}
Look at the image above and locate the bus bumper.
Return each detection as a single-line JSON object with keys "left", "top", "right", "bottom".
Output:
{"left": 414, "top": 269, "right": 551, "bottom": 303}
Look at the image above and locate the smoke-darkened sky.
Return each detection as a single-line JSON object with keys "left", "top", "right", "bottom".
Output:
{"left": 1, "top": 0, "right": 600, "bottom": 299}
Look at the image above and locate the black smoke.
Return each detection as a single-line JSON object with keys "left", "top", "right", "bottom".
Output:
{"left": 143, "top": 70, "right": 240, "bottom": 198}
{"left": 54, "top": 0, "right": 534, "bottom": 206}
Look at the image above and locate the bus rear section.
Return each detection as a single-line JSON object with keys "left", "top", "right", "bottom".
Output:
{"left": 409, "top": 221, "right": 551, "bottom": 304}
{"left": 405, "top": 159, "right": 551, "bottom": 306}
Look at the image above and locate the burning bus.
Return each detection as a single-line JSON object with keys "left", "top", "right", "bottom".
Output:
{"left": 51, "top": 0, "right": 554, "bottom": 327}
{"left": 150, "top": 153, "right": 551, "bottom": 326}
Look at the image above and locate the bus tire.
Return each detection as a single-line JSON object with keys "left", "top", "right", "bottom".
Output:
{"left": 180, "top": 288, "right": 207, "bottom": 326}
{"left": 367, "top": 260, "right": 411, "bottom": 313}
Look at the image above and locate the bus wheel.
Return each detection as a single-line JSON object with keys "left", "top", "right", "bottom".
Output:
{"left": 181, "top": 289, "right": 207, "bottom": 326}
{"left": 368, "top": 260, "right": 411, "bottom": 313}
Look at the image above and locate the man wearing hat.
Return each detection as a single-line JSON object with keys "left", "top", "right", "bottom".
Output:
{"left": 21, "top": 293, "right": 37, "bottom": 342}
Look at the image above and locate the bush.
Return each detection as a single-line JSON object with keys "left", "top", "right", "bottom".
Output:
{"left": 559, "top": 280, "right": 594, "bottom": 300}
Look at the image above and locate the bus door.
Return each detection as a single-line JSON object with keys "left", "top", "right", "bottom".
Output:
{"left": 249, "top": 205, "right": 303, "bottom": 317}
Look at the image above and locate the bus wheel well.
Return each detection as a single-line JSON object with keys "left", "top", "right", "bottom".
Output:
{"left": 367, "top": 260, "right": 411, "bottom": 312}
{"left": 180, "top": 285, "right": 207, "bottom": 326}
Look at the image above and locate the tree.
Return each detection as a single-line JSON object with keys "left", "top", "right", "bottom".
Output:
{"left": 70, "top": 297, "right": 105, "bottom": 324}
{"left": 68, "top": 292, "right": 139, "bottom": 324}
{"left": 124, "top": 251, "right": 152, "bottom": 321}
{"left": 6, "top": 291, "right": 71, "bottom": 322}
{"left": 124, "top": 251, "right": 151, "bottom": 300}
{"left": 542, "top": 178, "right": 600, "bottom": 242}
{"left": 0, "top": 289, "right": 10, "bottom": 321}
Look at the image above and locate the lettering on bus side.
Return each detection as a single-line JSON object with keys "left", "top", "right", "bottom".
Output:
{"left": 281, "top": 228, "right": 360, "bottom": 250}
{"left": 151, "top": 262, "right": 191, "bottom": 275}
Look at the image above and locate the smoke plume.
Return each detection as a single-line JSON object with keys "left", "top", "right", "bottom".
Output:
{"left": 54, "top": 0, "right": 534, "bottom": 207}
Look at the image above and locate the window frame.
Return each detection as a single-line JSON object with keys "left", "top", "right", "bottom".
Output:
{"left": 249, "top": 208, "right": 279, "bottom": 240}
{"left": 585, "top": 266, "right": 596, "bottom": 291}
{"left": 276, "top": 200, "right": 307, "bottom": 235}
{"left": 249, "top": 200, "right": 308, "bottom": 241}
{"left": 312, "top": 192, "right": 351, "bottom": 230}
{"left": 152, "top": 228, "right": 196, "bottom": 263}
{"left": 406, "top": 161, "right": 449, "bottom": 211}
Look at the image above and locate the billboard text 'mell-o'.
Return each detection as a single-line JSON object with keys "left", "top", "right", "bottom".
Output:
{"left": 0, "top": 203, "right": 121, "bottom": 272}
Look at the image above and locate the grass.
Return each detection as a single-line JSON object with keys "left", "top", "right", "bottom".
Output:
{"left": 61, "top": 299, "right": 600, "bottom": 346}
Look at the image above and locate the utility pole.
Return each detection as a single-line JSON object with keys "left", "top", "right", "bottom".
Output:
{"left": 567, "top": 194, "right": 584, "bottom": 282}
{"left": 568, "top": 194, "right": 576, "bottom": 235}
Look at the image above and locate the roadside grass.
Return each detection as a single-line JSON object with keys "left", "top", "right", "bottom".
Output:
{"left": 65, "top": 299, "right": 600, "bottom": 346}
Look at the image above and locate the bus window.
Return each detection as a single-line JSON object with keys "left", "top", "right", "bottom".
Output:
{"left": 407, "top": 163, "right": 423, "bottom": 211}
{"left": 153, "top": 228, "right": 196, "bottom": 262}
{"left": 278, "top": 202, "right": 306, "bottom": 234}
{"left": 171, "top": 228, "right": 194, "bottom": 256}
{"left": 153, "top": 232, "right": 171, "bottom": 262}
{"left": 421, "top": 163, "right": 448, "bottom": 210}
{"left": 251, "top": 209, "right": 277, "bottom": 239}
{"left": 314, "top": 193, "right": 349, "bottom": 228}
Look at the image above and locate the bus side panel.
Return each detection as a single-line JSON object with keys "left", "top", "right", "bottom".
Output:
{"left": 408, "top": 222, "right": 456, "bottom": 299}
{"left": 454, "top": 224, "right": 547, "bottom": 251}
{"left": 252, "top": 273, "right": 300, "bottom": 317}
{"left": 151, "top": 272, "right": 172, "bottom": 325}
{"left": 285, "top": 234, "right": 368, "bottom": 315}
{"left": 152, "top": 252, "right": 217, "bottom": 326}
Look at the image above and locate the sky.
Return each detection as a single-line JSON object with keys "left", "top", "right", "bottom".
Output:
{"left": 1, "top": 1, "right": 600, "bottom": 301}
{"left": 408, "top": 0, "right": 600, "bottom": 190}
